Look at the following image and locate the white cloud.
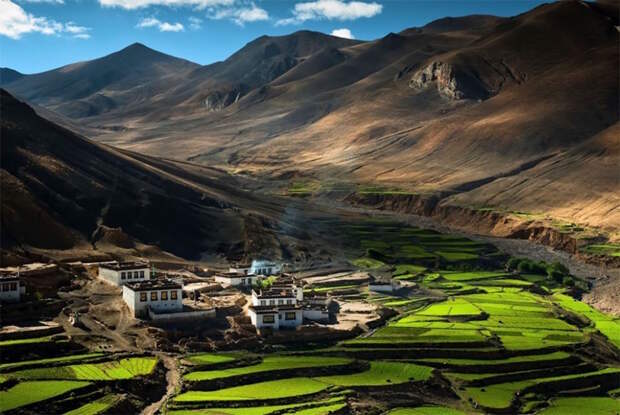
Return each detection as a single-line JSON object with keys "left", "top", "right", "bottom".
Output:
{"left": 277, "top": 0, "right": 382, "bottom": 25}
{"left": 330, "top": 27, "right": 353, "bottom": 39}
{"left": 208, "top": 3, "right": 268, "bottom": 26}
{"left": 19, "top": 0, "right": 64, "bottom": 4}
{"left": 100, "top": 0, "right": 232, "bottom": 10}
{"left": 0, "top": 0, "right": 91, "bottom": 39}
{"left": 188, "top": 16, "right": 202, "bottom": 30}
{"left": 137, "top": 16, "right": 184, "bottom": 31}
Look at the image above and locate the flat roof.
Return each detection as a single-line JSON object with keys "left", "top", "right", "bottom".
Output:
{"left": 125, "top": 279, "right": 181, "bottom": 291}
{"left": 0, "top": 274, "right": 19, "bottom": 281}
{"left": 100, "top": 261, "right": 149, "bottom": 271}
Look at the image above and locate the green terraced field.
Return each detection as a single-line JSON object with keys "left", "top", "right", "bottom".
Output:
{"left": 0, "top": 336, "right": 54, "bottom": 346}
{"left": 168, "top": 397, "right": 346, "bottom": 415}
{"left": 174, "top": 377, "right": 330, "bottom": 401}
{"left": 0, "top": 380, "right": 91, "bottom": 412}
{"left": 0, "top": 353, "right": 103, "bottom": 372}
{"left": 315, "top": 361, "right": 432, "bottom": 386}
{"left": 388, "top": 407, "right": 469, "bottom": 415}
{"left": 64, "top": 394, "right": 121, "bottom": 415}
{"left": 185, "top": 353, "right": 238, "bottom": 366}
{"left": 7, "top": 357, "right": 158, "bottom": 380}
{"left": 184, "top": 356, "right": 352, "bottom": 381}
{"left": 538, "top": 397, "right": 620, "bottom": 414}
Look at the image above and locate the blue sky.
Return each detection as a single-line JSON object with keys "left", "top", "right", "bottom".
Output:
{"left": 1, "top": 0, "right": 546, "bottom": 74}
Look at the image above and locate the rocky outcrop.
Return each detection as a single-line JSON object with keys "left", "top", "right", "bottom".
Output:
{"left": 202, "top": 88, "right": 243, "bottom": 111}
{"left": 409, "top": 61, "right": 493, "bottom": 100}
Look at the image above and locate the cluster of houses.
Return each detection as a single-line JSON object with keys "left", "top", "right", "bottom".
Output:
{"left": 97, "top": 259, "right": 331, "bottom": 331}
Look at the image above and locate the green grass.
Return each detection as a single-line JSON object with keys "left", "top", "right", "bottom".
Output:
{"left": 388, "top": 407, "right": 468, "bottom": 415}
{"left": 416, "top": 351, "right": 571, "bottom": 367}
{"left": 184, "top": 356, "right": 352, "bottom": 381}
{"left": 416, "top": 298, "right": 481, "bottom": 317}
{"left": 441, "top": 272, "right": 510, "bottom": 282}
{"left": 315, "top": 361, "right": 432, "bottom": 386}
{"left": 553, "top": 293, "right": 620, "bottom": 348}
{"left": 537, "top": 397, "right": 620, "bottom": 414}
{"left": 185, "top": 353, "right": 238, "bottom": 366}
{"left": 63, "top": 394, "right": 120, "bottom": 415}
{"left": 168, "top": 397, "right": 345, "bottom": 415}
{"left": 293, "top": 402, "right": 347, "bottom": 414}
{"left": 174, "top": 377, "right": 330, "bottom": 401}
{"left": 0, "top": 380, "right": 91, "bottom": 412}
{"left": 310, "top": 285, "right": 360, "bottom": 293}
{"left": 393, "top": 264, "right": 427, "bottom": 276}
{"left": 0, "top": 336, "right": 54, "bottom": 346}
{"left": 8, "top": 357, "right": 158, "bottom": 381}
{"left": 436, "top": 251, "right": 479, "bottom": 262}
{"left": 0, "top": 353, "right": 103, "bottom": 372}
{"left": 581, "top": 243, "right": 620, "bottom": 257}
{"left": 351, "top": 257, "right": 385, "bottom": 269}
{"left": 464, "top": 368, "right": 620, "bottom": 409}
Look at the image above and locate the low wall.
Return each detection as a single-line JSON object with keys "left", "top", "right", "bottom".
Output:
{"left": 148, "top": 308, "right": 215, "bottom": 323}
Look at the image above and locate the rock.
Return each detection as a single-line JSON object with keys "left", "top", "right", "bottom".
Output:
{"left": 409, "top": 60, "right": 493, "bottom": 100}
{"left": 202, "top": 88, "right": 242, "bottom": 111}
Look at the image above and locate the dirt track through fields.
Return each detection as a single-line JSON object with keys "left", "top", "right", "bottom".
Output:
{"left": 141, "top": 353, "right": 180, "bottom": 415}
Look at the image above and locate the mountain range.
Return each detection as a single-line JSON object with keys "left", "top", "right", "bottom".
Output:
{"left": 1, "top": 0, "right": 618, "bottom": 261}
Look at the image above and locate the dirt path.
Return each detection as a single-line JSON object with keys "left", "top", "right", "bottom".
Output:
{"left": 141, "top": 353, "right": 181, "bottom": 415}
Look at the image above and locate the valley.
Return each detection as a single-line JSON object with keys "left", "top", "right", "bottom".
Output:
{"left": 1, "top": 0, "right": 619, "bottom": 413}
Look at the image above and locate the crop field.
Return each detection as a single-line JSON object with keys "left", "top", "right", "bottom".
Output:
{"left": 185, "top": 353, "right": 239, "bottom": 366}
{"left": 0, "top": 380, "right": 91, "bottom": 412}
{"left": 0, "top": 330, "right": 162, "bottom": 413}
{"left": 6, "top": 357, "right": 158, "bottom": 380}
{"left": 184, "top": 356, "right": 352, "bottom": 381}
{"left": 64, "top": 394, "right": 121, "bottom": 415}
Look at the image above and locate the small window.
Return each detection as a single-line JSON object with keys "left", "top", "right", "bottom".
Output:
{"left": 161, "top": 291, "right": 168, "bottom": 300}
{"left": 241, "top": 278, "right": 246, "bottom": 285}
{"left": 140, "top": 271, "right": 145, "bottom": 278}
{"left": 134, "top": 271, "right": 139, "bottom": 278}
{"left": 286, "top": 299, "right": 292, "bottom": 305}
{"left": 263, "top": 314, "right": 275, "bottom": 324}
{"left": 269, "top": 300, "right": 275, "bottom": 305}
{"left": 170, "top": 290, "right": 178, "bottom": 300}
{"left": 278, "top": 299, "right": 283, "bottom": 305}
{"left": 140, "top": 292, "right": 147, "bottom": 302}
{"left": 260, "top": 300, "right": 266, "bottom": 306}
{"left": 268, "top": 268, "right": 272, "bottom": 274}
{"left": 2, "top": 284, "right": 9, "bottom": 292}
{"left": 10, "top": 283, "right": 17, "bottom": 291}
{"left": 121, "top": 272, "right": 126, "bottom": 280}
{"left": 151, "top": 291, "right": 158, "bottom": 301}
{"left": 285, "top": 312, "right": 297, "bottom": 321}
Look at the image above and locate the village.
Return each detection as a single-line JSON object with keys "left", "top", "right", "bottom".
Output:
{"left": 0, "top": 257, "right": 403, "bottom": 348}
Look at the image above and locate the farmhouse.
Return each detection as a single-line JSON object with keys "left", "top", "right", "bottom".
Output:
{"left": 249, "top": 260, "right": 283, "bottom": 276}
{"left": 248, "top": 277, "right": 333, "bottom": 330}
{"left": 215, "top": 272, "right": 260, "bottom": 287}
{"left": 0, "top": 274, "right": 25, "bottom": 303}
{"left": 123, "top": 279, "right": 182, "bottom": 318}
{"left": 98, "top": 261, "right": 150, "bottom": 286}
{"left": 369, "top": 279, "right": 401, "bottom": 293}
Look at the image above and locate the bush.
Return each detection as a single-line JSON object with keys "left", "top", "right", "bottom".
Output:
{"left": 562, "top": 277, "right": 575, "bottom": 287}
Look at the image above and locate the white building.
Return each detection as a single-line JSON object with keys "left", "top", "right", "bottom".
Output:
{"left": 122, "top": 279, "right": 183, "bottom": 318}
{"left": 99, "top": 261, "right": 150, "bottom": 286}
{"left": 0, "top": 275, "right": 25, "bottom": 303}
{"left": 249, "top": 260, "right": 283, "bottom": 276}
{"left": 215, "top": 272, "right": 260, "bottom": 287}
{"left": 247, "top": 276, "right": 330, "bottom": 330}
{"left": 369, "top": 279, "right": 401, "bottom": 293}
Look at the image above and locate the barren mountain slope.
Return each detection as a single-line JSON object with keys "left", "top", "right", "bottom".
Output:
{"left": 4, "top": 43, "right": 199, "bottom": 119}
{"left": 0, "top": 90, "right": 334, "bottom": 263}
{"left": 111, "top": 1, "right": 617, "bottom": 231}
{"left": 3, "top": 1, "right": 618, "bottom": 236}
